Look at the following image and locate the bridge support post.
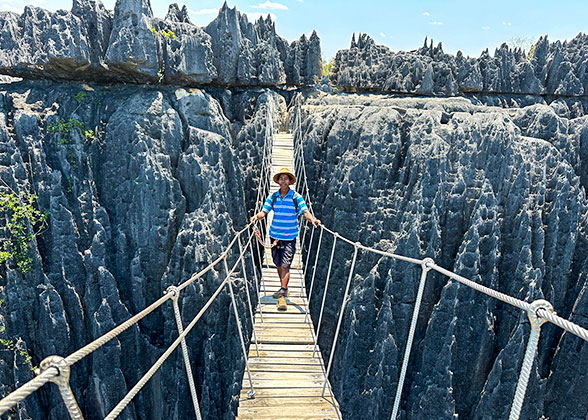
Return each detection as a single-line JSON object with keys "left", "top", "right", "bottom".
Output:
{"left": 165, "top": 286, "right": 203, "bottom": 420}
{"left": 305, "top": 227, "right": 324, "bottom": 325}
{"left": 312, "top": 233, "right": 338, "bottom": 357}
{"left": 508, "top": 299, "right": 553, "bottom": 420}
{"left": 38, "top": 355, "right": 84, "bottom": 420}
{"left": 238, "top": 235, "right": 260, "bottom": 356}
{"left": 302, "top": 223, "right": 315, "bottom": 298}
{"left": 246, "top": 228, "right": 264, "bottom": 321}
{"left": 321, "top": 245, "right": 359, "bottom": 397}
{"left": 390, "top": 257, "right": 433, "bottom": 420}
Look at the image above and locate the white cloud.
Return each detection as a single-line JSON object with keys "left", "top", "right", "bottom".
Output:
{"left": 251, "top": 1, "right": 288, "bottom": 10}
{"left": 502, "top": 21, "right": 512, "bottom": 26}
{"left": 245, "top": 11, "right": 277, "bottom": 21}
{"left": 188, "top": 8, "right": 218, "bottom": 15}
{"left": 482, "top": 26, "right": 490, "bottom": 31}
{"left": 0, "top": 3, "right": 23, "bottom": 12}
{"left": 423, "top": 11, "right": 430, "bottom": 16}
{"left": 430, "top": 21, "right": 444, "bottom": 25}
{"left": 379, "top": 32, "right": 386, "bottom": 38}
{"left": 0, "top": 0, "right": 46, "bottom": 13}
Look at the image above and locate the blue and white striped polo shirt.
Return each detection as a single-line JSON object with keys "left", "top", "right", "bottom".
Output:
{"left": 262, "top": 189, "right": 308, "bottom": 240}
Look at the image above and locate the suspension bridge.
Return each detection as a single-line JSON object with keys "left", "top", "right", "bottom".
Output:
{"left": 1, "top": 97, "right": 588, "bottom": 420}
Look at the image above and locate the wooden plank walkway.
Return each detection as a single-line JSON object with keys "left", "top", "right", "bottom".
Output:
{"left": 236, "top": 133, "right": 342, "bottom": 419}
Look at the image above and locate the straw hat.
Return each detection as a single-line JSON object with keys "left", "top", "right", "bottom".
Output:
{"left": 273, "top": 168, "right": 296, "bottom": 184}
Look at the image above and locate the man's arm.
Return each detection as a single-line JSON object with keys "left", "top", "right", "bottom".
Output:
{"left": 303, "top": 210, "right": 321, "bottom": 227}
{"left": 250, "top": 210, "right": 267, "bottom": 225}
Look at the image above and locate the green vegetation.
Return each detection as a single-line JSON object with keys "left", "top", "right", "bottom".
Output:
{"left": 74, "top": 91, "right": 87, "bottom": 103}
{"left": 526, "top": 44, "right": 536, "bottom": 61}
{"left": 47, "top": 118, "right": 84, "bottom": 144}
{"left": 160, "top": 29, "right": 177, "bottom": 39}
{"left": 322, "top": 57, "right": 334, "bottom": 77}
{"left": 0, "top": 191, "right": 48, "bottom": 273}
{"left": 0, "top": 339, "right": 36, "bottom": 371}
{"left": 47, "top": 118, "right": 97, "bottom": 145}
{"left": 508, "top": 36, "right": 536, "bottom": 61}
{"left": 151, "top": 27, "right": 178, "bottom": 40}
{"left": 0, "top": 301, "right": 37, "bottom": 372}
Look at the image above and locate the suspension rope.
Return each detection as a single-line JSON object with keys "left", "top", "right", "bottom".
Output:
{"left": 0, "top": 368, "right": 58, "bottom": 414}
{"left": 169, "top": 291, "right": 202, "bottom": 420}
{"left": 224, "top": 257, "right": 256, "bottom": 399}
{"left": 104, "top": 235, "right": 252, "bottom": 420}
{"left": 246, "top": 227, "right": 264, "bottom": 320}
{"left": 304, "top": 227, "right": 323, "bottom": 324}
{"left": 322, "top": 245, "right": 359, "bottom": 397}
{"left": 238, "top": 235, "right": 260, "bottom": 356}
{"left": 390, "top": 259, "right": 432, "bottom": 419}
{"left": 312, "top": 233, "right": 338, "bottom": 357}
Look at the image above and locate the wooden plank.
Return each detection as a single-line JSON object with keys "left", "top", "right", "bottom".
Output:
{"left": 250, "top": 371, "right": 325, "bottom": 381}
{"left": 248, "top": 343, "right": 316, "bottom": 351}
{"left": 248, "top": 350, "right": 320, "bottom": 358}
{"left": 237, "top": 406, "right": 339, "bottom": 419}
{"left": 255, "top": 330, "right": 313, "bottom": 339}
{"left": 255, "top": 314, "right": 308, "bottom": 321}
{"left": 238, "top": 396, "right": 336, "bottom": 408}
{"left": 257, "top": 297, "right": 307, "bottom": 306}
{"left": 239, "top": 387, "right": 335, "bottom": 399}
{"left": 255, "top": 324, "right": 312, "bottom": 330}
{"left": 255, "top": 335, "right": 313, "bottom": 343}
{"left": 247, "top": 379, "right": 326, "bottom": 389}
{"left": 249, "top": 365, "right": 324, "bottom": 373}
{"left": 254, "top": 327, "right": 312, "bottom": 333}
{"left": 260, "top": 306, "right": 308, "bottom": 314}
{"left": 247, "top": 357, "right": 322, "bottom": 365}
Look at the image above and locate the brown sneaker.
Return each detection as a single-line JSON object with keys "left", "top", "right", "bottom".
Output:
{"left": 271, "top": 288, "right": 288, "bottom": 299}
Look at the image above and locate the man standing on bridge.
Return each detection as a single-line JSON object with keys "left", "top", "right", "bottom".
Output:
{"left": 250, "top": 168, "right": 320, "bottom": 310}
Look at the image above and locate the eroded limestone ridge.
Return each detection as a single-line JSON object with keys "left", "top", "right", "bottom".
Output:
{"left": 0, "top": 0, "right": 322, "bottom": 86}
{"left": 330, "top": 33, "right": 588, "bottom": 97}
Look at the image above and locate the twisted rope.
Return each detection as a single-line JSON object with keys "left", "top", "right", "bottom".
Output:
{"left": 0, "top": 368, "right": 58, "bottom": 415}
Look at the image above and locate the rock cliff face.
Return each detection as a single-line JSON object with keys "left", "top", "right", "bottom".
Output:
{"left": 0, "top": 79, "right": 285, "bottom": 419}
{"left": 299, "top": 93, "right": 588, "bottom": 419}
{"left": 330, "top": 33, "right": 588, "bottom": 97}
{"left": 0, "top": 0, "right": 321, "bottom": 86}
{"left": 1, "top": 2, "right": 587, "bottom": 418}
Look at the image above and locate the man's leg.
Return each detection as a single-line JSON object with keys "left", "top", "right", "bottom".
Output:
{"left": 280, "top": 266, "right": 290, "bottom": 290}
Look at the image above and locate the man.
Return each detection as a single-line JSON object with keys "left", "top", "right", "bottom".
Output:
{"left": 250, "top": 168, "right": 320, "bottom": 309}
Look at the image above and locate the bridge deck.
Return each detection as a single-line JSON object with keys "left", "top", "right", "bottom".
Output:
{"left": 236, "top": 133, "right": 342, "bottom": 419}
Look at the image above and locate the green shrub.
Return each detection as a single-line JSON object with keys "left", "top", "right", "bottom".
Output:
{"left": 74, "top": 91, "right": 87, "bottom": 103}
{"left": 0, "top": 191, "right": 49, "bottom": 273}
{"left": 322, "top": 57, "right": 334, "bottom": 77}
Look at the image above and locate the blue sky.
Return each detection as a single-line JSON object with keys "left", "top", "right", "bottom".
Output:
{"left": 1, "top": 0, "right": 586, "bottom": 59}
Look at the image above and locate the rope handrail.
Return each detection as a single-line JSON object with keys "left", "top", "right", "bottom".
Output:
{"left": 104, "top": 231, "right": 254, "bottom": 419}
{"left": 0, "top": 222, "right": 256, "bottom": 415}
{"left": 66, "top": 222, "right": 252, "bottom": 367}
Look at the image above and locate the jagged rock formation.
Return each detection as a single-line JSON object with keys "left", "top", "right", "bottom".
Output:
{"left": 330, "top": 33, "right": 588, "bottom": 97}
{"left": 0, "top": 0, "right": 321, "bottom": 86}
{"left": 0, "top": 79, "right": 286, "bottom": 419}
{"left": 299, "top": 92, "right": 588, "bottom": 419}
